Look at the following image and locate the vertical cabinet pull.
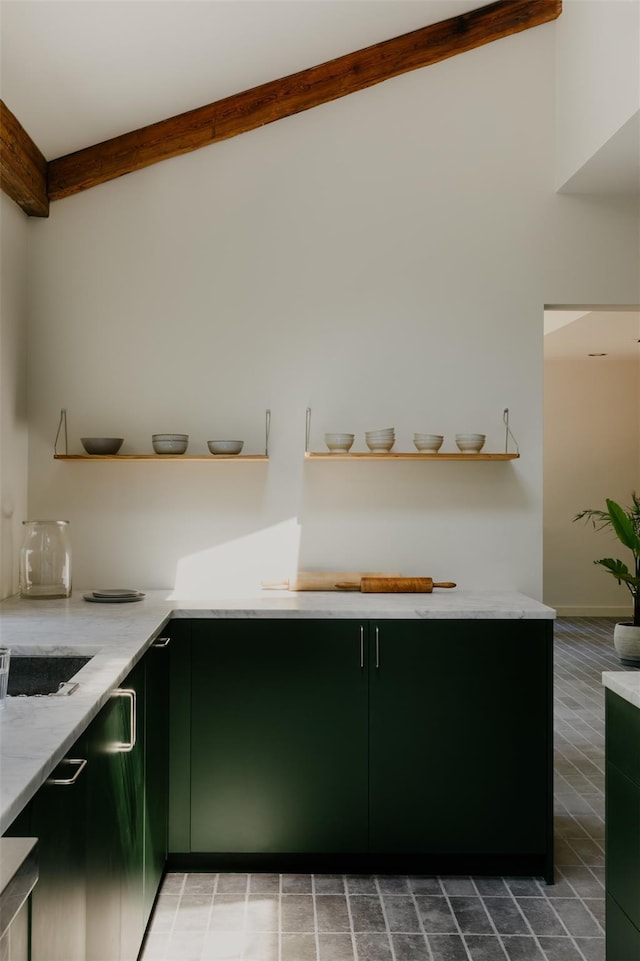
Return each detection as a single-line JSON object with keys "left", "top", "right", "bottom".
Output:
{"left": 360, "top": 625, "right": 364, "bottom": 669}
{"left": 375, "top": 626, "right": 380, "bottom": 669}
{"left": 46, "top": 757, "right": 87, "bottom": 785}
{"left": 111, "top": 688, "right": 137, "bottom": 753}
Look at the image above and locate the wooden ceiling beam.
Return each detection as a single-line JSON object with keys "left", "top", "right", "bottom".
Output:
{"left": 0, "top": 100, "right": 49, "bottom": 217}
{"left": 48, "top": 0, "right": 561, "bottom": 203}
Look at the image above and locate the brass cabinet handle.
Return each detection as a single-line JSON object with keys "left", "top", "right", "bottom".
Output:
{"left": 375, "top": 626, "right": 380, "bottom": 669}
{"left": 360, "top": 625, "right": 364, "bottom": 669}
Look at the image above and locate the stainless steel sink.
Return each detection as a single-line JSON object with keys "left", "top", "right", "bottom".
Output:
{"left": 7, "top": 655, "right": 93, "bottom": 697}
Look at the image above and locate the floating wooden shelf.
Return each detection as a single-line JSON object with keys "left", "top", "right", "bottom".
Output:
{"left": 305, "top": 452, "right": 520, "bottom": 461}
{"left": 54, "top": 454, "right": 269, "bottom": 462}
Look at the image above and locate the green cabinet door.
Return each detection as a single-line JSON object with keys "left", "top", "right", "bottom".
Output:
{"left": 190, "top": 619, "right": 368, "bottom": 854}
{"left": 29, "top": 742, "right": 88, "bottom": 961}
{"left": 368, "top": 620, "right": 551, "bottom": 861}
{"left": 606, "top": 690, "right": 640, "bottom": 958}
{"left": 143, "top": 637, "right": 170, "bottom": 924}
{"left": 86, "top": 661, "right": 145, "bottom": 961}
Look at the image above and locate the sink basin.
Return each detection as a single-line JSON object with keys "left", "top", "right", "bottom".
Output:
{"left": 7, "top": 655, "right": 93, "bottom": 696}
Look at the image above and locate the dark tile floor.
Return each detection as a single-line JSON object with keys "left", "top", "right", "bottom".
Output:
{"left": 140, "top": 617, "right": 637, "bottom": 961}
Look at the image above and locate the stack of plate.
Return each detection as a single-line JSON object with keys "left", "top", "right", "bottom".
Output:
{"left": 83, "top": 589, "right": 145, "bottom": 604}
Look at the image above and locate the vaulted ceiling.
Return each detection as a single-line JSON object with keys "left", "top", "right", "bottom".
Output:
{"left": 1, "top": 0, "right": 561, "bottom": 217}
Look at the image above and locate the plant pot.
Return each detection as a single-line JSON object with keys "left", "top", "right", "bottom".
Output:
{"left": 613, "top": 622, "right": 640, "bottom": 666}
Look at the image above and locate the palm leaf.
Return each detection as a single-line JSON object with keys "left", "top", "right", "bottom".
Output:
{"left": 606, "top": 499, "right": 640, "bottom": 553}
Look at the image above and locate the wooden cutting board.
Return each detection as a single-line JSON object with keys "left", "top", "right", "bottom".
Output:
{"left": 261, "top": 571, "right": 402, "bottom": 591}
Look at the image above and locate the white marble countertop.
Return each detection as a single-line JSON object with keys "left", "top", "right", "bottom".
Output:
{"left": 602, "top": 671, "right": 640, "bottom": 710}
{"left": 0, "top": 587, "right": 554, "bottom": 834}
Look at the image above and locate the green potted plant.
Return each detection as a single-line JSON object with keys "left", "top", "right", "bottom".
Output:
{"left": 574, "top": 493, "right": 640, "bottom": 665}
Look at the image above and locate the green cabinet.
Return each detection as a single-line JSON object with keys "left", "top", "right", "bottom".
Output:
{"left": 86, "top": 661, "right": 145, "bottom": 961}
{"left": 29, "top": 748, "right": 88, "bottom": 961}
{"left": 606, "top": 689, "right": 640, "bottom": 960}
{"left": 190, "top": 619, "right": 368, "bottom": 854}
{"left": 369, "top": 619, "right": 550, "bottom": 866}
{"left": 172, "top": 617, "right": 552, "bottom": 878}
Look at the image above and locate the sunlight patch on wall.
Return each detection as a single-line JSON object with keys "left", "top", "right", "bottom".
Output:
{"left": 170, "top": 517, "right": 300, "bottom": 599}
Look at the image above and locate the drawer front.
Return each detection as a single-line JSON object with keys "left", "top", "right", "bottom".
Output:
{"left": 606, "top": 895, "right": 640, "bottom": 961}
{"left": 606, "top": 690, "right": 640, "bottom": 788}
{"left": 606, "top": 761, "right": 640, "bottom": 931}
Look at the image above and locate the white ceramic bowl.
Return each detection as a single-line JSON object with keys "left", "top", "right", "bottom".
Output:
{"left": 366, "top": 428, "right": 395, "bottom": 438}
{"left": 152, "top": 433, "right": 189, "bottom": 455}
{"left": 413, "top": 434, "right": 443, "bottom": 453}
{"left": 455, "top": 433, "right": 486, "bottom": 453}
{"left": 365, "top": 432, "right": 395, "bottom": 442}
{"left": 81, "top": 437, "right": 124, "bottom": 455}
{"left": 366, "top": 439, "right": 394, "bottom": 453}
{"left": 207, "top": 440, "right": 244, "bottom": 455}
{"left": 324, "top": 433, "right": 354, "bottom": 453}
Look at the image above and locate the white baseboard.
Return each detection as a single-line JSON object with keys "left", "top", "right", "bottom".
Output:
{"left": 552, "top": 606, "right": 632, "bottom": 618}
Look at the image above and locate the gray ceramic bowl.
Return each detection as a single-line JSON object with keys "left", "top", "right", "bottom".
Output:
{"left": 152, "top": 433, "right": 189, "bottom": 455}
{"left": 207, "top": 440, "right": 244, "bottom": 455}
{"left": 81, "top": 437, "right": 124, "bottom": 455}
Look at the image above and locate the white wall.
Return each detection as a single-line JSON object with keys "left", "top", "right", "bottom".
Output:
{"left": 555, "top": 0, "right": 640, "bottom": 191}
{"left": 0, "top": 192, "right": 30, "bottom": 599}
{"left": 544, "top": 355, "right": 640, "bottom": 615}
{"left": 20, "top": 20, "right": 640, "bottom": 599}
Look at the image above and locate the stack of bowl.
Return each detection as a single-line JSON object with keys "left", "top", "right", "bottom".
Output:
{"left": 414, "top": 433, "right": 443, "bottom": 453}
{"left": 455, "top": 433, "right": 486, "bottom": 453}
{"left": 365, "top": 428, "right": 395, "bottom": 453}
{"left": 324, "top": 433, "right": 354, "bottom": 453}
{"left": 152, "top": 433, "right": 189, "bottom": 454}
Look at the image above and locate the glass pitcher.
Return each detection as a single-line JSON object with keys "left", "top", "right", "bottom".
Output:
{"left": 19, "top": 520, "right": 72, "bottom": 599}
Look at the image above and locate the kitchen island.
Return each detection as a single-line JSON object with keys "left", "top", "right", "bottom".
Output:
{"left": 0, "top": 587, "right": 554, "bottom": 837}
{"left": 602, "top": 671, "right": 640, "bottom": 960}
{"left": 0, "top": 588, "right": 555, "bottom": 959}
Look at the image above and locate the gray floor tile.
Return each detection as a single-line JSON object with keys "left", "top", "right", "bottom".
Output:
{"left": 464, "top": 934, "right": 509, "bottom": 960}
{"left": 201, "top": 929, "right": 244, "bottom": 960}
{"left": 281, "top": 894, "right": 315, "bottom": 932}
{"left": 242, "top": 930, "right": 279, "bottom": 960}
{"left": 548, "top": 899, "right": 603, "bottom": 937}
{"left": 248, "top": 874, "right": 280, "bottom": 894}
{"left": 449, "top": 897, "right": 493, "bottom": 934}
{"left": 391, "top": 933, "right": 432, "bottom": 960}
{"left": 316, "top": 894, "right": 351, "bottom": 932}
{"left": 282, "top": 873, "right": 314, "bottom": 893}
{"left": 440, "top": 877, "right": 476, "bottom": 896}
{"left": 536, "top": 937, "right": 585, "bottom": 961}
{"left": 349, "top": 895, "right": 386, "bottom": 932}
{"left": 515, "top": 898, "right": 565, "bottom": 936}
{"left": 482, "top": 897, "right": 530, "bottom": 935}
{"left": 318, "top": 932, "right": 356, "bottom": 961}
{"left": 353, "top": 932, "right": 393, "bottom": 961}
{"left": 281, "top": 931, "right": 317, "bottom": 961}
{"left": 475, "top": 877, "right": 509, "bottom": 896}
{"left": 501, "top": 935, "right": 546, "bottom": 960}
{"left": 572, "top": 937, "right": 605, "bottom": 961}
{"left": 415, "top": 896, "right": 458, "bottom": 934}
{"left": 426, "top": 933, "right": 469, "bottom": 960}
{"left": 315, "top": 875, "right": 346, "bottom": 895}
{"left": 245, "top": 894, "right": 279, "bottom": 932}
{"left": 410, "top": 877, "right": 443, "bottom": 896}
{"left": 377, "top": 876, "right": 410, "bottom": 894}
{"left": 215, "top": 874, "right": 249, "bottom": 895}
{"left": 209, "top": 895, "right": 246, "bottom": 932}
{"left": 382, "top": 895, "right": 421, "bottom": 932}
{"left": 346, "top": 875, "right": 378, "bottom": 894}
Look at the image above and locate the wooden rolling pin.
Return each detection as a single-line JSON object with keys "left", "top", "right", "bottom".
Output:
{"left": 335, "top": 577, "right": 457, "bottom": 593}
